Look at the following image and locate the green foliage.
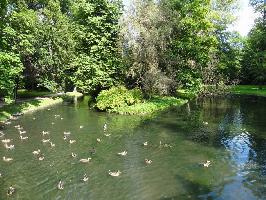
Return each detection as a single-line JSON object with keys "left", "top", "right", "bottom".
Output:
{"left": 0, "top": 52, "right": 23, "bottom": 100}
{"left": 96, "top": 86, "right": 143, "bottom": 111}
{"left": 70, "top": 0, "right": 123, "bottom": 94}
{"left": 110, "top": 96, "right": 187, "bottom": 115}
{"left": 241, "top": 19, "right": 266, "bottom": 84}
{"left": 231, "top": 85, "right": 266, "bottom": 97}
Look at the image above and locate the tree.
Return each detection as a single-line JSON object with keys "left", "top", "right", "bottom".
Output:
{"left": 70, "top": 0, "right": 123, "bottom": 95}
{"left": 0, "top": 52, "right": 23, "bottom": 101}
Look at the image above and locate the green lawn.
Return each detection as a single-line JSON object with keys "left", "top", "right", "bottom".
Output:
{"left": 0, "top": 97, "right": 63, "bottom": 122}
{"left": 231, "top": 85, "right": 266, "bottom": 97}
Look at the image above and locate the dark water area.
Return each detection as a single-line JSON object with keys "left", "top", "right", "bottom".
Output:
{"left": 0, "top": 96, "right": 266, "bottom": 199}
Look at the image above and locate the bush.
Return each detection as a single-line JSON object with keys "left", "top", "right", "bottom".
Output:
{"left": 96, "top": 86, "right": 143, "bottom": 111}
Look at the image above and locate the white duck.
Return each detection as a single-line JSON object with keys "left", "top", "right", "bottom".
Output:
{"left": 57, "top": 180, "right": 64, "bottom": 190}
{"left": 3, "top": 156, "right": 13, "bottom": 162}
{"left": 96, "top": 138, "right": 101, "bottom": 143}
{"left": 69, "top": 140, "right": 76, "bottom": 144}
{"left": 203, "top": 160, "right": 211, "bottom": 167}
{"left": 143, "top": 141, "right": 148, "bottom": 146}
{"left": 19, "top": 130, "right": 26, "bottom": 134}
{"left": 145, "top": 159, "right": 152, "bottom": 164}
{"left": 82, "top": 174, "right": 89, "bottom": 182}
{"left": 117, "top": 151, "right": 127, "bottom": 156}
{"left": 7, "top": 186, "right": 15, "bottom": 196}
{"left": 20, "top": 135, "right": 28, "bottom": 140}
{"left": 2, "top": 139, "right": 11, "bottom": 143}
{"left": 108, "top": 170, "right": 121, "bottom": 177}
{"left": 71, "top": 153, "right": 77, "bottom": 158}
{"left": 42, "top": 139, "right": 50, "bottom": 143}
{"left": 4, "top": 144, "right": 15, "bottom": 150}
{"left": 42, "top": 131, "right": 49, "bottom": 135}
{"left": 79, "top": 158, "right": 92, "bottom": 163}
{"left": 32, "top": 149, "right": 41, "bottom": 155}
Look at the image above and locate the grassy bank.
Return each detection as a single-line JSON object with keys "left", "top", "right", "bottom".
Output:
{"left": 103, "top": 96, "right": 187, "bottom": 115}
{"left": 0, "top": 97, "right": 63, "bottom": 122}
{"left": 231, "top": 85, "right": 266, "bottom": 97}
{"left": 17, "top": 89, "right": 53, "bottom": 98}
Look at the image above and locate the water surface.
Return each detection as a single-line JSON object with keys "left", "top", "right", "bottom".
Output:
{"left": 0, "top": 96, "right": 266, "bottom": 199}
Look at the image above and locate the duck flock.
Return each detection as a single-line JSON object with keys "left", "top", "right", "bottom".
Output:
{"left": 0, "top": 109, "right": 211, "bottom": 197}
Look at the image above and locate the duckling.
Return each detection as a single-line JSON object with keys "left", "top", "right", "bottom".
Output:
{"left": 69, "top": 140, "right": 76, "bottom": 144}
{"left": 32, "top": 149, "right": 41, "bottom": 155}
{"left": 145, "top": 159, "right": 152, "bottom": 164}
{"left": 20, "top": 135, "right": 28, "bottom": 140}
{"left": 103, "top": 123, "right": 107, "bottom": 132}
{"left": 104, "top": 133, "right": 111, "bottom": 137}
{"left": 42, "top": 139, "right": 50, "bottom": 143}
{"left": 42, "top": 131, "right": 49, "bottom": 136}
{"left": 143, "top": 141, "right": 148, "bottom": 146}
{"left": 203, "top": 160, "right": 211, "bottom": 167}
{"left": 2, "top": 139, "right": 12, "bottom": 143}
{"left": 71, "top": 153, "right": 77, "bottom": 158}
{"left": 82, "top": 174, "right": 89, "bottom": 182}
{"left": 108, "top": 170, "right": 121, "bottom": 177}
{"left": 117, "top": 151, "right": 127, "bottom": 156}
{"left": 79, "top": 158, "right": 92, "bottom": 163}
{"left": 96, "top": 138, "right": 101, "bottom": 143}
{"left": 57, "top": 180, "right": 64, "bottom": 190}
{"left": 7, "top": 186, "right": 15, "bottom": 196}
{"left": 19, "top": 130, "right": 26, "bottom": 134}
{"left": 3, "top": 156, "right": 13, "bottom": 162}
{"left": 4, "top": 144, "right": 15, "bottom": 150}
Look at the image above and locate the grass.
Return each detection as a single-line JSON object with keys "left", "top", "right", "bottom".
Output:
{"left": 0, "top": 97, "right": 63, "bottom": 122}
{"left": 110, "top": 96, "right": 188, "bottom": 115}
{"left": 231, "top": 85, "right": 266, "bottom": 97}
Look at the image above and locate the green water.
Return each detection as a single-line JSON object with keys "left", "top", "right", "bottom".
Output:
{"left": 0, "top": 96, "right": 266, "bottom": 200}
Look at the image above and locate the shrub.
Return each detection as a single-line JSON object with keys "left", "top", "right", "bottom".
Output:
{"left": 96, "top": 86, "right": 143, "bottom": 111}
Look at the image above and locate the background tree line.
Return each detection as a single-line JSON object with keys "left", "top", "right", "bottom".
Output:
{"left": 0, "top": 0, "right": 265, "bottom": 102}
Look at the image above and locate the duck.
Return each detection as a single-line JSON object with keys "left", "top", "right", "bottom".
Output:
{"left": 57, "top": 180, "right": 64, "bottom": 190}
{"left": 17, "top": 126, "right": 23, "bottom": 130}
{"left": 4, "top": 121, "right": 11, "bottom": 125}
{"left": 3, "top": 156, "right": 13, "bottom": 162}
{"left": 143, "top": 141, "right": 148, "bottom": 146}
{"left": 47, "top": 108, "right": 51, "bottom": 111}
{"left": 82, "top": 174, "right": 89, "bottom": 182}
{"left": 20, "top": 135, "right": 28, "bottom": 140}
{"left": 103, "top": 123, "right": 107, "bottom": 132}
{"left": 71, "top": 153, "right": 77, "bottom": 158}
{"left": 2, "top": 139, "right": 11, "bottom": 143}
{"left": 79, "top": 158, "right": 92, "bottom": 163}
{"left": 89, "top": 147, "right": 96, "bottom": 155}
{"left": 69, "top": 140, "right": 76, "bottom": 144}
{"left": 108, "top": 170, "right": 121, "bottom": 177}
{"left": 51, "top": 122, "right": 55, "bottom": 125}
{"left": 145, "top": 159, "right": 152, "bottom": 164}
{"left": 38, "top": 155, "right": 45, "bottom": 161}
{"left": 203, "top": 121, "right": 208, "bottom": 125}
{"left": 117, "top": 151, "right": 127, "bottom": 156}
{"left": 42, "top": 139, "right": 50, "bottom": 143}
{"left": 19, "top": 130, "right": 26, "bottom": 134}
{"left": 203, "top": 160, "right": 211, "bottom": 167}
{"left": 96, "top": 138, "right": 101, "bottom": 143}
{"left": 64, "top": 131, "right": 71, "bottom": 135}
{"left": 80, "top": 126, "right": 84, "bottom": 129}
{"left": 50, "top": 142, "right": 55, "bottom": 147}
{"left": 14, "top": 125, "right": 21, "bottom": 128}
{"left": 42, "top": 131, "right": 49, "bottom": 135}
{"left": 7, "top": 186, "right": 15, "bottom": 196}
{"left": 0, "top": 172, "right": 2, "bottom": 177}
{"left": 0, "top": 131, "right": 5, "bottom": 137}
{"left": 4, "top": 144, "right": 15, "bottom": 150}
{"left": 60, "top": 117, "right": 64, "bottom": 120}
{"left": 104, "top": 133, "right": 111, "bottom": 137}
{"left": 33, "top": 117, "right": 36, "bottom": 120}
{"left": 32, "top": 149, "right": 41, "bottom": 155}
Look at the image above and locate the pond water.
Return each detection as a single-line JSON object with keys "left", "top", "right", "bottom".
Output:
{"left": 0, "top": 96, "right": 266, "bottom": 200}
